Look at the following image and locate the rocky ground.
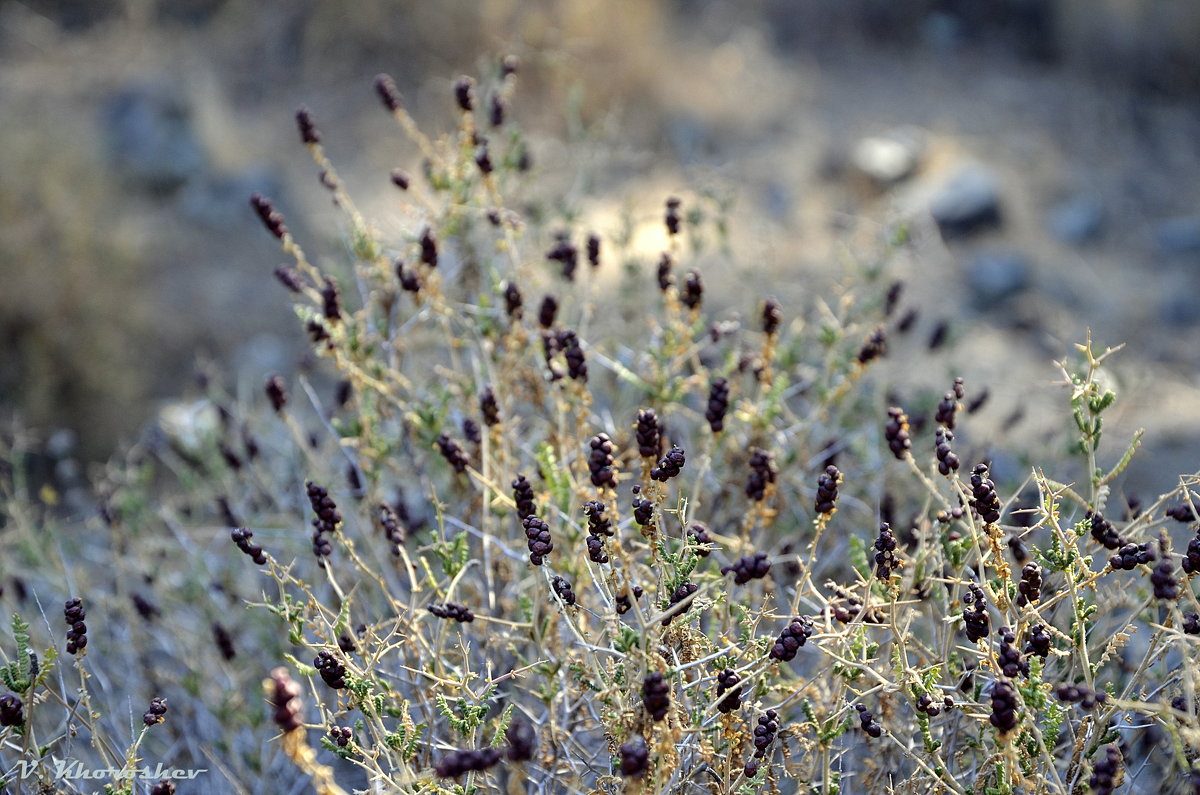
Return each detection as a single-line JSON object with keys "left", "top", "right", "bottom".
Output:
{"left": 2, "top": 0, "right": 1199, "bottom": 498}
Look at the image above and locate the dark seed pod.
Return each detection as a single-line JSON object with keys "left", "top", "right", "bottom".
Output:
{"left": 390, "top": 169, "right": 410, "bottom": 190}
{"left": 559, "top": 329, "right": 587, "bottom": 381}
{"left": 428, "top": 602, "right": 474, "bottom": 623}
{"left": 615, "top": 585, "right": 644, "bottom": 615}
{"left": 143, "top": 697, "right": 167, "bottom": 727}
{"left": 379, "top": 503, "right": 406, "bottom": 557}
{"left": 306, "top": 481, "right": 342, "bottom": 535}
{"left": 687, "top": 522, "right": 713, "bottom": 556}
{"left": 1088, "top": 744, "right": 1122, "bottom": 795}
{"left": 856, "top": 704, "right": 882, "bottom": 738}
{"left": 419, "top": 227, "right": 438, "bottom": 268}
{"left": 453, "top": 76, "right": 475, "bottom": 112}
{"left": 436, "top": 433, "right": 470, "bottom": 474}
{"left": 273, "top": 264, "right": 305, "bottom": 293}
{"left": 989, "top": 679, "right": 1019, "bottom": 733}
{"left": 0, "top": 694, "right": 23, "bottom": 727}
{"left": 650, "top": 446, "right": 686, "bottom": 482}
{"left": 722, "top": 552, "right": 771, "bottom": 585}
{"left": 250, "top": 193, "right": 288, "bottom": 240}
{"left": 505, "top": 718, "right": 536, "bottom": 762}
{"left": 619, "top": 735, "right": 649, "bottom": 777}
{"left": 762, "top": 297, "right": 782, "bottom": 336}
{"left": 231, "top": 527, "right": 267, "bottom": 565}
{"left": 64, "top": 598, "right": 87, "bottom": 655}
{"left": 328, "top": 725, "right": 352, "bottom": 749}
{"left": 632, "top": 486, "right": 655, "bottom": 527}
{"left": 374, "top": 74, "right": 403, "bottom": 113}
{"left": 706, "top": 378, "right": 730, "bottom": 433}
{"left": 963, "top": 584, "right": 990, "bottom": 643}
{"left": 551, "top": 575, "right": 577, "bottom": 606}
{"left": 314, "top": 650, "right": 347, "bottom": 690}
{"left": 150, "top": 780, "right": 176, "bottom": 795}
{"left": 212, "top": 622, "right": 235, "bottom": 660}
{"left": 715, "top": 668, "right": 743, "bottom": 713}
{"left": 635, "top": 409, "right": 662, "bottom": 458}
{"left": 873, "top": 523, "right": 901, "bottom": 580}
{"left": 586, "top": 233, "right": 601, "bottom": 268}
{"left": 752, "top": 709, "right": 779, "bottom": 756}
{"left": 996, "top": 627, "right": 1029, "bottom": 678}
{"left": 857, "top": 328, "right": 886, "bottom": 364}
{"left": 296, "top": 106, "right": 321, "bottom": 145}
{"left": 916, "top": 694, "right": 941, "bottom": 717}
{"left": 1086, "top": 510, "right": 1123, "bottom": 550}
{"left": 587, "top": 433, "right": 618, "bottom": 489}
{"left": 662, "top": 581, "right": 698, "bottom": 625}
{"left": 969, "top": 464, "right": 1002, "bottom": 525}
{"left": 1055, "top": 683, "right": 1108, "bottom": 711}
{"left": 523, "top": 515, "right": 553, "bottom": 566}
{"left": 884, "top": 408, "right": 911, "bottom": 460}
{"left": 769, "top": 616, "right": 814, "bottom": 662}
{"left": 642, "top": 672, "right": 670, "bottom": 721}
{"left": 538, "top": 295, "right": 558, "bottom": 329}
{"left": 1108, "top": 541, "right": 1154, "bottom": 571}
{"left": 503, "top": 281, "right": 524, "bottom": 320}
{"left": 462, "top": 418, "right": 481, "bottom": 445}
{"left": 512, "top": 475, "right": 536, "bottom": 521}
{"left": 745, "top": 448, "right": 777, "bottom": 501}
{"left": 680, "top": 270, "right": 703, "bottom": 310}
{"left": 935, "top": 378, "right": 963, "bottom": 429}
{"left": 489, "top": 93, "right": 505, "bottom": 127}
{"left": 1152, "top": 532, "right": 1179, "bottom": 601}
{"left": 480, "top": 386, "right": 500, "bottom": 426}
{"left": 546, "top": 234, "right": 579, "bottom": 281}
{"left": 268, "top": 667, "right": 304, "bottom": 732}
{"left": 657, "top": 252, "right": 674, "bottom": 291}
{"left": 664, "top": 197, "right": 682, "bottom": 236}
{"left": 435, "top": 747, "right": 501, "bottom": 779}
{"left": 1016, "top": 562, "right": 1042, "bottom": 607}
{"left": 814, "top": 465, "right": 841, "bottom": 516}
{"left": 935, "top": 428, "right": 960, "bottom": 475}
{"left": 1181, "top": 526, "right": 1200, "bottom": 573}
{"left": 1024, "top": 624, "right": 1052, "bottom": 658}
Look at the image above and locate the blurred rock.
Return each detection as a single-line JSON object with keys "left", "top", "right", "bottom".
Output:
{"left": 930, "top": 166, "right": 1002, "bottom": 238}
{"left": 1155, "top": 217, "right": 1200, "bottom": 255}
{"left": 850, "top": 129, "right": 923, "bottom": 186}
{"left": 179, "top": 166, "right": 282, "bottom": 228}
{"left": 1047, "top": 196, "right": 1103, "bottom": 245}
{"left": 101, "top": 83, "right": 206, "bottom": 193}
{"left": 966, "top": 249, "right": 1031, "bottom": 307}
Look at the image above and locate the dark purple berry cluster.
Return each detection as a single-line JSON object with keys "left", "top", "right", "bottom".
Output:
{"left": 436, "top": 433, "right": 470, "bottom": 474}
{"left": 935, "top": 428, "right": 960, "bottom": 475}
{"left": 1087, "top": 510, "right": 1123, "bottom": 549}
{"left": 715, "top": 669, "right": 742, "bottom": 713}
{"left": 706, "top": 378, "right": 730, "bottom": 433}
{"left": 619, "top": 735, "right": 649, "bottom": 777}
{"left": 462, "top": 418, "right": 481, "bottom": 445}
{"left": 1017, "top": 562, "right": 1042, "bottom": 607}
{"left": 996, "top": 627, "right": 1029, "bottom": 678}
{"left": 1167, "top": 501, "right": 1199, "bottom": 522}
{"left": 584, "top": 500, "right": 613, "bottom": 563}
{"left": 935, "top": 377, "right": 964, "bottom": 429}
{"left": 435, "top": 747, "right": 501, "bottom": 778}
{"left": 274, "top": 264, "right": 304, "bottom": 293}
{"left": 150, "top": 780, "right": 176, "bottom": 795}
{"left": 857, "top": 328, "right": 886, "bottom": 364}
{"left": 265, "top": 374, "right": 288, "bottom": 413}
{"left": 538, "top": 295, "right": 558, "bottom": 329}
{"left": 505, "top": 718, "right": 536, "bottom": 762}
{"left": 657, "top": 253, "right": 674, "bottom": 291}
{"left": 745, "top": 448, "right": 777, "bottom": 501}
{"left": 546, "top": 234, "right": 578, "bottom": 281}
{"left": 587, "top": 434, "right": 618, "bottom": 489}
{"left": 642, "top": 672, "right": 670, "bottom": 721}
{"left": 143, "top": 697, "right": 167, "bottom": 727}
{"left": 651, "top": 446, "right": 686, "bottom": 482}
{"left": 231, "top": 527, "right": 267, "bottom": 565}
{"left": 874, "top": 523, "right": 900, "bottom": 580}
{"left": 551, "top": 575, "right": 576, "bottom": 606}
{"left": 969, "top": 464, "right": 1002, "bottom": 525}
{"left": 722, "top": 552, "right": 771, "bottom": 585}
{"left": 1182, "top": 527, "right": 1200, "bottom": 574}
{"left": 320, "top": 276, "right": 342, "bottom": 322}
{"left": 635, "top": 410, "right": 661, "bottom": 458}
{"left": 963, "top": 584, "right": 990, "bottom": 642}
{"left": 855, "top": 704, "right": 882, "bottom": 738}
{"left": 378, "top": 504, "right": 405, "bottom": 557}
{"left": 512, "top": 475, "right": 536, "bottom": 521}
{"left": 1021, "top": 625, "right": 1051, "bottom": 660}
{"left": 663, "top": 582, "right": 699, "bottom": 626}
{"left": 680, "top": 270, "right": 703, "bottom": 310}
{"left": 762, "top": 298, "right": 782, "bottom": 336}
{"left": 769, "top": 616, "right": 814, "bottom": 662}
{"left": 916, "top": 694, "right": 949, "bottom": 717}
{"left": 586, "top": 233, "right": 601, "bottom": 268}
{"left": 374, "top": 73, "right": 403, "bottom": 112}
{"left": 503, "top": 282, "right": 523, "bottom": 320}
{"left": 558, "top": 330, "right": 587, "bottom": 381}
{"left": 396, "top": 259, "right": 421, "bottom": 293}
{"left": 750, "top": 709, "right": 779, "bottom": 760}
{"left": 250, "top": 193, "right": 288, "bottom": 239}
{"left": 314, "top": 651, "right": 347, "bottom": 690}
{"left": 213, "top": 622, "right": 236, "bottom": 660}
{"left": 1151, "top": 533, "right": 1179, "bottom": 600}
{"left": 329, "top": 725, "right": 352, "bottom": 748}
{"left": 306, "top": 481, "right": 342, "bottom": 537}
{"left": 814, "top": 465, "right": 841, "bottom": 515}
{"left": 523, "top": 516, "right": 553, "bottom": 566}
{"left": 687, "top": 522, "right": 713, "bottom": 556}
{"left": 615, "top": 585, "right": 644, "bottom": 615}
{"left": 664, "top": 197, "right": 682, "bottom": 236}
{"left": 1184, "top": 613, "right": 1200, "bottom": 635}
{"left": 631, "top": 486, "right": 654, "bottom": 527}
{"left": 1088, "top": 744, "right": 1122, "bottom": 795}
{"left": 1109, "top": 541, "right": 1153, "bottom": 571}
{"left": 885, "top": 408, "right": 912, "bottom": 460}
{"left": 429, "top": 602, "right": 474, "bottom": 622}
{"left": 1055, "top": 683, "right": 1107, "bottom": 710}
{"left": 989, "top": 679, "right": 1019, "bottom": 733}
{"left": 0, "top": 694, "right": 22, "bottom": 727}
{"left": 64, "top": 598, "right": 87, "bottom": 654}
{"left": 418, "top": 227, "right": 439, "bottom": 268}
{"left": 269, "top": 668, "right": 303, "bottom": 732}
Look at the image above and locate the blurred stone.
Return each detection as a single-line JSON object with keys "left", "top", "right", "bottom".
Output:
{"left": 930, "top": 166, "right": 1002, "bottom": 239}
{"left": 1047, "top": 196, "right": 1104, "bottom": 245}
{"left": 850, "top": 129, "right": 922, "bottom": 186}
{"left": 1155, "top": 217, "right": 1200, "bottom": 255}
{"left": 101, "top": 83, "right": 206, "bottom": 193}
{"left": 179, "top": 166, "right": 282, "bottom": 228}
{"left": 966, "top": 250, "right": 1031, "bottom": 307}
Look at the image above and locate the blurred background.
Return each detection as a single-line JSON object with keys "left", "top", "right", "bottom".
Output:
{"left": 2, "top": 0, "right": 1199, "bottom": 491}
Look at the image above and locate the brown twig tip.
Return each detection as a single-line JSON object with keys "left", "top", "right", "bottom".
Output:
{"left": 373, "top": 74, "right": 403, "bottom": 113}
{"left": 295, "top": 106, "right": 320, "bottom": 145}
